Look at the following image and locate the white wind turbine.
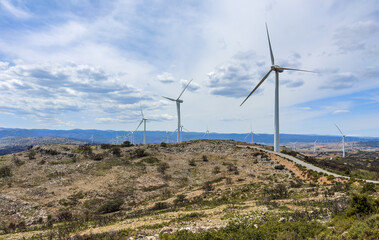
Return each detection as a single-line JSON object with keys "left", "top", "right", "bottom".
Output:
{"left": 240, "top": 23, "right": 314, "bottom": 153}
{"left": 244, "top": 127, "right": 256, "bottom": 144}
{"left": 162, "top": 79, "right": 193, "bottom": 143}
{"left": 335, "top": 124, "right": 346, "bottom": 158}
{"left": 313, "top": 140, "right": 317, "bottom": 153}
{"left": 134, "top": 104, "right": 149, "bottom": 144}
{"left": 203, "top": 126, "right": 210, "bottom": 140}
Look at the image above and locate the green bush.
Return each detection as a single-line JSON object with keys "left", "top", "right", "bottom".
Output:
{"left": 263, "top": 183, "right": 289, "bottom": 200}
{"left": 0, "top": 166, "right": 11, "bottom": 178}
{"left": 274, "top": 164, "right": 285, "bottom": 170}
{"left": 361, "top": 182, "right": 376, "bottom": 194}
{"left": 121, "top": 141, "right": 132, "bottom": 147}
{"left": 157, "top": 162, "right": 170, "bottom": 174}
{"left": 346, "top": 194, "right": 375, "bottom": 217}
{"left": 134, "top": 149, "right": 147, "bottom": 158}
{"left": 98, "top": 198, "right": 124, "bottom": 213}
{"left": 111, "top": 146, "right": 121, "bottom": 157}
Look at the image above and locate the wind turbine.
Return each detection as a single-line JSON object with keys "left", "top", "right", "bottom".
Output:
{"left": 162, "top": 79, "right": 193, "bottom": 143}
{"left": 135, "top": 104, "right": 149, "bottom": 144}
{"left": 313, "top": 140, "right": 317, "bottom": 153}
{"left": 244, "top": 127, "right": 256, "bottom": 144}
{"left": 203, "top": 126, "right": 210, "bottom": 140}
{"left": 240, "top": 23, "right": 314, "bottom": 153}
{"left": 335, "top": 124, "right": 346, "bottom": 158}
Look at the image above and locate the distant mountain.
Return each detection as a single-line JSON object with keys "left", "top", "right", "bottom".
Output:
{"left": 0, "top": 136, "right": 86, "bottom": 155}
{"left": 0, "top": 127, "right": 378, "bottom": 147}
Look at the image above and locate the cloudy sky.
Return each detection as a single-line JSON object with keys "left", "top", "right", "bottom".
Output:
{"left": 0, "top": 0, "right": 378, "bottom": 136}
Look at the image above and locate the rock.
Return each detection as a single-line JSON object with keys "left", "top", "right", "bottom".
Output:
{"left": 278, "top": 217, "right": 286, "bottom": 223}
{"left": 254, "top": 224, "right": 258, "bottom": 228}
{"left": 160, "top": 227, "right": 173, "bottom": 235}
{"left": 289, "top": 216, "right": 296, "bottom": 222}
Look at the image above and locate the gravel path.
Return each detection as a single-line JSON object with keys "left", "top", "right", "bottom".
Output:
{"left": 238, "top": 145, "right": 379, "bottom": 184}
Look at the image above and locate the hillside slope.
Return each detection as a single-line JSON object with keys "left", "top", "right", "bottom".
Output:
{"left": 0, "top": 140, "right": 377, "bottom": 239}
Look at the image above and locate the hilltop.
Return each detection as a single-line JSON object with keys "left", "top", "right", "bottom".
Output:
{"left": 0, "top": 140, "right": 378, "bottom": 239}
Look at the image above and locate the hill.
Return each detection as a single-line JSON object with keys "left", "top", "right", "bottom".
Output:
{"left": 0, "top": 140, "right": 378, "bottom": 239}
{"left": 0, "top": 137, "right": 87, "bottom": 155}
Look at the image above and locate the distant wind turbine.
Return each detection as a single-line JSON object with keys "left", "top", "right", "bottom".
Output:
{"left": 203, "top": 126, "right": 210, "bottom": 140}
{"left": 240, "top": 23, "right": 314, "bottom": 153}
{"left": 162, "top": 79, "right": 193, "bottom": 143}
{"left": 313, "top": 140, "right": 317, "bottom": 153}
{"left": 134, "top": 104, "right": 149, "bottom": 144}
{"left": 244, "top": 127, "right": 256, "bottom": 144}
{"left": 335, "top": 124, "right": 346, "bottom": 158}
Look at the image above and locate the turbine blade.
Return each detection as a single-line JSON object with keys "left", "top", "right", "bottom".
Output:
{"left": 335, "top": 124, "right": 344, "bottom": 135}
{"left": 280, "top": 67, "right": 315, "bottom": 73}
{"left": 162, "top": 96, "right": 176, "bottom": 101}
{"left": 177, "top": 79, "right": 193, "bottom": 100}
{"left": 266, "top": 23, "right": 275, "bottom": 65}
{"left": 140, "top": 103, "right": 144, "bottom": 118}
{"left": 135, "top": 120, "right": 143, "bottom": 131}
{"left": 244, "top": 133, "right": 251, "bottom": 140}
{"left": 240, "top": 69, "right": 273, "bottom": 106}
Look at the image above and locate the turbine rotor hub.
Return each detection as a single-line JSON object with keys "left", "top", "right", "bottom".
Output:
{"left": 272, "top": 65, "right": 283, "bottom": 72}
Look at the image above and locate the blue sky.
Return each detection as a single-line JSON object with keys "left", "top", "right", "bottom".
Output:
{"left": 0, "top": 0, "right": 378, "bottom": 137}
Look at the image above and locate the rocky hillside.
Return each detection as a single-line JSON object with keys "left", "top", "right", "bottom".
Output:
{"left": 0, "top": 140, "right": 377, "bottom": 239}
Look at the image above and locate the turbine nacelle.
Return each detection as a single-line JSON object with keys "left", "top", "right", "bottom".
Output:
{"left": 272, "top": 65, "right": 284, "bottom": 72}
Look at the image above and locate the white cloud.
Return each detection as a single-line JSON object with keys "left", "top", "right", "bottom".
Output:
{"left": 157, "top": 72, "right": 175, "bottom": 84}
{"left": 0, "top": 0, "right": 31, "bottom": 18}
{"left": 333, "top": 109, "right": 349, "bottom": 114}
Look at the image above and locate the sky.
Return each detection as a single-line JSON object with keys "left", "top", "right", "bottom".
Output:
{"left": 0, "top": 0, "right": 378, "bottom": 137}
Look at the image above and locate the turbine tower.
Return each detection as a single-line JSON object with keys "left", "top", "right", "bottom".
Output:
{"left": 335, "top": 124, "right": 346, "bottom": 158}
{"left": 162, "top": 79, "right": 193, "bottom": 143}
{"left": 240, "top": 23, "right": 314, "bottom": 153}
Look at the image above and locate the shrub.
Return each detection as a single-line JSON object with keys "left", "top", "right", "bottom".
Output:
{"left": 274, "top": 164, "right": 285, "bottom": 170}
{"left": 134, "top": 149, "right": 147, "bottom": 158}
{"left": 98, "top": 198, "right": 124, "bottom": 213}
{"left": 160, "top": 142, "right": 167, "bottom": 148}
{"left": 91, "top": 153, "right": 105, "bottom": 161}
{"left": 202, "top": 155, "right": 208, "bottom": 162}
{"left": 227, "top": 164, "right": 237, "bottom": 172}
{"left": 152, "top": 202, "right": 170, "bottom": 210}
{"left": 141, "top": 157, "right": 160, "bottom": 164}
{"left": 361, "top": 182, "right": 376, "bottom": 194}
{"left": 84, "top": 198, "right": 103, "bottom": 210}
{"left": 174, "top": 194, "right": 188, "bottom": 207}
{"left": 101, "top": 144, "right": 112, "bottom": 149}
{"left": 212, "top": 166, "right": 221, "bottom": 174}
{"left": 111, "top": 146, "right": 121, "bottom": 157}
{"left": 28, "top": 151, "right": 36, "bottom": 160}
{"left": 202, "top": 181, "right": 214, "bottom": 192}
{"left": 78, "top": 145, "right": 92, "bottom": 155}
{"left": 56, "top": 209, "right": 73, "bottom": 222}
{"left": 225, "top": 177, "right": 232, "bottom": 185}
{"left": 157, "top": 162, "right": 170, "bottom": 174}
{"left": 121, "top": 141, "right": 132, "bottom": 147}
{"left": 0, "top": 166, "right": 11, "bottom": 178}
{"left": 346, "top": 194, "right": 375, "bottom": 217}
{"left": 264, "top": 183, "right": 289, "bottom": 200}
{"left": 188, "top": 159, "right": 196, "bottom": 166}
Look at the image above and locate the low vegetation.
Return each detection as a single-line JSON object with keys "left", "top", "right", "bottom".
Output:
{"left": 0, "top": 140, "right": 377, "bottom": 239}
